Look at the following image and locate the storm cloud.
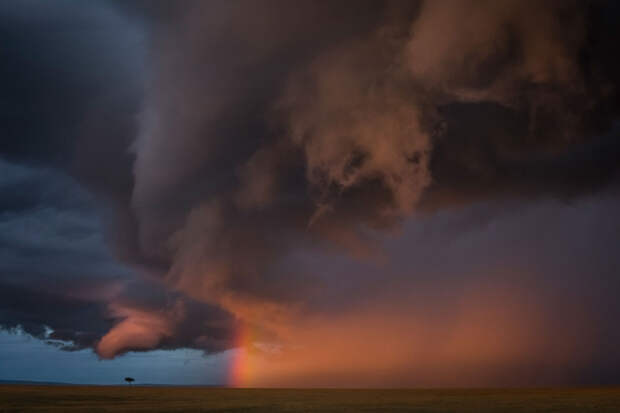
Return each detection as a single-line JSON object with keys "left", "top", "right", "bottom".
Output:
{"left": 2, "top": 0, "right": 620, "bottom": 386}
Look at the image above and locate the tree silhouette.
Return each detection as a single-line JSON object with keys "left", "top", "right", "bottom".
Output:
{"left": 124, "top": 377, "right": 135, "bottom": 385}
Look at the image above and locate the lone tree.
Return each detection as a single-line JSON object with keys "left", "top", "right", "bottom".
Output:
{"left": 124, "top": 377, "right": 135, "bottom": 385}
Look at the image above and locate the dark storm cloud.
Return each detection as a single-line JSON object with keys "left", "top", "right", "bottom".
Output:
{"left": 0, "top": 0, "right": 142, "bottom": 164}
{"left": 2, "top": 0, "right": 620, "bottom": 385}
{"left": 125, "top": 0, "right": 620, "bottom": 321}
{"left": 0, "top": 0, "right": 239, "bottom": 360}
{"left": 0, "top": 0, "right": 145, "bottom": 262}
{"left": 0, "top": 159, "right": 125, "bottom": 349}
{"left": 88, "top": 0, "right": 620, "bottom": 382}
{"left": 421, "top": 108, "right": 620, "bottom": 210}
{"left": 0, "top": 160, "right": 128, "bottom": 282}
{"left": 0, "top": 158, "right": 235, "bottom": 357}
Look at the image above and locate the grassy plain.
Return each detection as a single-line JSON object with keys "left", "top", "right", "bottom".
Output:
{"left": 1, "top": 385, "right": 619, "bottom": 412}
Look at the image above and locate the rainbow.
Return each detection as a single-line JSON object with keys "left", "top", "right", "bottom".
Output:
{"left": 228, "top": 322, "right": 254, "bottom": 387}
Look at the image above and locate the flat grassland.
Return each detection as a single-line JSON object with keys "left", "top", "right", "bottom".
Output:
{"left": 1, "top": 385, "right": 620, "bottom": 412}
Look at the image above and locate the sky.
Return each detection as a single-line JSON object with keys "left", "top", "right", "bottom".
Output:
{"left": 1, "top": 0, "right": 620, "bottom": 387}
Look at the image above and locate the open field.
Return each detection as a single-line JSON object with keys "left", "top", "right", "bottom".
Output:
{"left": 1, "top": 385, "right": 620, "bottom": 412}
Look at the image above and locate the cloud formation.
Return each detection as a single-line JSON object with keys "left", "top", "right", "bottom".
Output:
{"left": 2, "top": 0, "right": 620, "bottom": 385}
{"left": 129, "top": 0, "right": 620, "bottom": 319}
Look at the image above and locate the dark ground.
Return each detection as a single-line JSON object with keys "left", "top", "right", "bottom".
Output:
{"left": 1, "top": 385, "right": 620, "bottom": 412}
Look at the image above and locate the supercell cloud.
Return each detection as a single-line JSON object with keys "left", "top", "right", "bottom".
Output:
{"left": 1, "top": 0, "right": 620, "bottom": 386}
